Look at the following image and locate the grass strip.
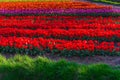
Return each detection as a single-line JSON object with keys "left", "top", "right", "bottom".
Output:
{"left": 0, "top": 55, "right": 119, "bottom": 80}
{"left": 91, "top": 0, "right": 120, "bottom": 5}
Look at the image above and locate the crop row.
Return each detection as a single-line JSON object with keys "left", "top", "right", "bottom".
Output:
{"left": 0, "top": 36, "right": 120, "bottom": 56}
{"left": 1, "top": 28, "right": 120, "bottom": 41}
{"left": 1, "top": 8, "right": 119, "bottom": 16}
{"left": 0, "top": 22, "right": 119, "bottom": 30}
{"left": 0, "top": 16, "right": 119, "bottom": 23}
{"left": 0, "top": 2, "right": 111, "bottom": 10}
{"left": 0, "top": 1, "right": 117, "bottom": 16}
{"left": 0, "top": 17, "right": 119, "bottom": 30}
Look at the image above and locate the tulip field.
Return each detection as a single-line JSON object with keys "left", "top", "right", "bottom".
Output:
{"left": 0, "top": 0, "right": 119, "bottom": 57}
{"left": 0, "top": 1, "right": 120, "bottom": 80}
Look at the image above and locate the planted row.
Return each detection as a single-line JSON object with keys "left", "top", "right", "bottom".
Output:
{"left": 0, "top": 8, "right": 119, "bottom": 16}
{"left": 0, "top": 17, "right": 119, "bottom": 30}
{"left": 1, "top": 28, "right": 120, "bottom": 41}
{"left": 0, "top": 2, "right": 111, "bottom": 10}
{"left": 0, "top": 36, "right": 120, "bottom": 56}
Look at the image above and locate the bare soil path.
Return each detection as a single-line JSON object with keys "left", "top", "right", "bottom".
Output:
{"left": 45, "top": 55, "right": 120, "bottom": 66}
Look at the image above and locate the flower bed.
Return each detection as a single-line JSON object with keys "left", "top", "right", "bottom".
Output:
{"left": 1, "top": 36, "right": 120, "bottom": 56}
{"left": 0, "top": 2, "right": 110, "bottom": 9}
{"left": 1, "top": 28, "right": 120, "bottom": 42}
{"left": 0, "top": 15, "right": 119, "bottom": 56}
{"left": 0, "top": 2, "right": 119, "bottom": 16}
{"left": 0, "top": 16, "right": 119, "bottom": 30}
{"left": 0, "top": 1, "right": 120, "bottom": 80}
{"left": 0, "top": 1, "right": 119, "bottom": 56}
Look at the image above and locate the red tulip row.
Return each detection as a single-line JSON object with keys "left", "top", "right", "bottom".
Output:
{"left": 0, "top": 19, "right": 118, "bottom": 24}
{"left": 0, "top": 36, "right": 120, "bottom": 52}
{"left": 1, "top": 16, "right": 119, "bottom": 23}
{"left": 0, "top": 28, "right": 120, "bottom": 41}
{"left": 0, "top": 18, "right": 119, "bottom": 30}
{"left": 0, "top": 23, "right": 119, "bottom": 30}
{"left": 0, "top": 15, "right": 119, "bottom": 55}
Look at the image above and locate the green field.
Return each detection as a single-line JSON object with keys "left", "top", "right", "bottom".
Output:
{"left": 91, "top": 0, "right": 120, "bottom": 5}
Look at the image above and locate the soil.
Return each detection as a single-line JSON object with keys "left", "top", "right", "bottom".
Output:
{"left": 45, "top": 55, "right": 120, "bottom": 66}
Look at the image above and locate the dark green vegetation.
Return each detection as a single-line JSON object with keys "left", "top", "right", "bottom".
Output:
{"left": 1, "top": 46, "right": 120, "bottom": 57}
{"left": 3, "top": 13, "right": 120, "bottom": 17}
{"left": 0, "top": 55, "right": 120, "bottom": 80}
{"left": 91, "top": 0, "right": 120, "bottom": 5}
